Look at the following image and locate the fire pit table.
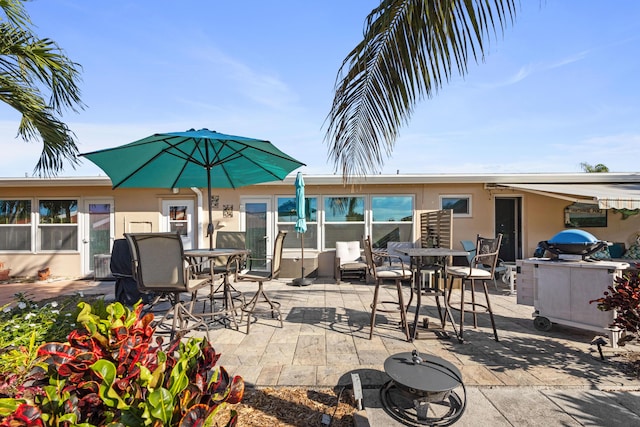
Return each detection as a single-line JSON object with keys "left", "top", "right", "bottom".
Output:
{"left": 381, "top": 351, "right": 466, "bottom": 426}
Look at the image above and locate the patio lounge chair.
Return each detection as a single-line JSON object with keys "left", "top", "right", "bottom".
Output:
{"left": 334, "top": 240, "right": 368, "bottom": 284}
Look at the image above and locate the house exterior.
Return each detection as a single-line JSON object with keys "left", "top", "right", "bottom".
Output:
{"left": 2, "top": 172, "right": 640, "bottom": 279}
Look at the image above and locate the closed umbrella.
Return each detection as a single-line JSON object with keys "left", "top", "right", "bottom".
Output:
{"left": 292, "top": 172, "right": 312, "bottom": 286}
{"left": 80, "top": 128, "right": 305, "bottom": 249}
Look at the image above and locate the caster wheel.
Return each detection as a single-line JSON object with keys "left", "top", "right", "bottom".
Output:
{"left": 533, "top": 316, "right": 552, "bottom": 332}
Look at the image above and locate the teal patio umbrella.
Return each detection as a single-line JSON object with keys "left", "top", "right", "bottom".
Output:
{"left": 80, "top": 128, "right": 305, "bottom": 249}
{"left": 292, "top": 171, "right": 312, "bottom": 286}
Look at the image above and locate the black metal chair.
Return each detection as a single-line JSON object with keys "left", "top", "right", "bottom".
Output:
{"left": 237, "top": 230, "right": 287, "bottom": 333}
{"left": 446, "top": 234, "right": 503, "bottom": 342}
{"left": 363, "top": 235, "right": 412, "bottom": 341}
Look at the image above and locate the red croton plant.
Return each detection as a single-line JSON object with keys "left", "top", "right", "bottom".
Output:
{"left": 591, "top": 269, "right": 640, "bottom": 346}
{"left": 0, "top": 301, "right": 244, "bottom": 426}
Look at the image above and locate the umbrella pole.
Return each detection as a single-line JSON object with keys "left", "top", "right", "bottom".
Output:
{"left": 301, "top": 233, "right": 305, "bottom": 279}
{"left": 293, "top": 232, "right": 313, "bottom": 286}
{"left": 207, "top": 167, "right": 214, "bottom": 250}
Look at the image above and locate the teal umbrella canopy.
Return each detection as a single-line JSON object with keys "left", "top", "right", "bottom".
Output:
{"left": 294, "top": 172, "right": 307, "bottom": 234}
{"left": 80, "top": 128, "right": 304, "bottom": 189}
{"left": 80, "top": 128, "right": 305, "bottom": 248}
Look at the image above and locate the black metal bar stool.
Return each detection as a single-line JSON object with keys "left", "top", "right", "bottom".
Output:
{"left": 363, "top": 236, "right": 412, "bottom": 341}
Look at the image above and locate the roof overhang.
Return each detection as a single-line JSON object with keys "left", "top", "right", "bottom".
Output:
{"left": 494, "top": 183, "right": 640, "bottom": 210}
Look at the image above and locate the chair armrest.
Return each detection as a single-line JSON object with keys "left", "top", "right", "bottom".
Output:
{"left": 184, "top": 256, "right": 212, "bottom": 279}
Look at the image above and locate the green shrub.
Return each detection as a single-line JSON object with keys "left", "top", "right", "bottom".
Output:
{"left": 0, "top": 301, "right": 243, "bottom": 426}
{"left": 591, "top": 270, "right": 640, "bottom": 345}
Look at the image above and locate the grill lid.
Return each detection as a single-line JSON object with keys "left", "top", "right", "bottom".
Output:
{"left": 541, "top": 229, "right": 607, "bottom": 257}
{"left": 547, "top": 229, "right": 599, "bottom": 244}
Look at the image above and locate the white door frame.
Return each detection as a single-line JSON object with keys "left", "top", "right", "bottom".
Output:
{"left": 240, "top": 197, "right": 274, "bottom": 266}
{"left": 81, "top": 198, "right": 115, "bottom": 276}
{"left": 161, "top": 199, "right": 196, "bottom": 249}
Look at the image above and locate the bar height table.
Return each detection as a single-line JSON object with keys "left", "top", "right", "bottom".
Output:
{"left": 184, "top": 248, "right": 250, "bottom": 330}
{"left": 401, "top": 247, "right": 469, "bottom": 342}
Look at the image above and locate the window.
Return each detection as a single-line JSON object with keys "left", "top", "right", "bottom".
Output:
{"left": 324, "top": 196, "right": 365, "bottom": 248}
{"left": 371, "top": 195, "right": 413, "bottom": 248}
{"left": 277, "top": 196, "right": 318, "bottom": 249}
{"left": 0, "top": 200, "right": 32, "bottom": 251}
{"left": 564, "top": 202, "right": 607, "bottom": 228}
{"left": 440, "top": 195, "right": 472, "bottom": 217}
{"left": 39, "top": 199, "right": 78, "bottom": 251}
{"left": 169, "top": 205, "right": 188, "bottom": 236}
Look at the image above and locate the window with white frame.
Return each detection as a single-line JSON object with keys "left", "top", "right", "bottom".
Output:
{"left": 440, "top": 195, "right": 472, "bottom": 217}
{"left": 277, "top": 196, "right": 318, "bottom": 249}
{"left": 371, "top": 195, "right": 413, "bottom": 248}
{"left": 38, "top": 199, "right": 78, "bottom": 251}
{"left": 0, "top": 200, "right": 32, "bottom": 251}
{"left": 323, "top": 196, "right": 365, "bottom": 249}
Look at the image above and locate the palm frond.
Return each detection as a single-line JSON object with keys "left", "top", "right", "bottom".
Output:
{"left": 325, "top": 0, "right": 517, "bottom": 180}
{"left": 0, "top": 1, "right": 84, "bottom": 176}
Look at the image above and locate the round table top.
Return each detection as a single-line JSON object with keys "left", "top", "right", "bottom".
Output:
{"left": 184, "top": 248, "right": 248, "bottom": 257}
{"left": 384, "top": 352, "right": 461, "bottom": 393}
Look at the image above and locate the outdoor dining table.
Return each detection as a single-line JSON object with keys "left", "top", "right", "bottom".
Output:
{"left": 401, "top": 247, "right": 469, "bottom": 342}
{"left": 184, "top": 248, "right": 250, "bottom": 330}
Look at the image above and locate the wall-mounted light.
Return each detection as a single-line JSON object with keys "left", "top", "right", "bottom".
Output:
{"left": 172, "top": 188, "right": 179, "bottom": 194}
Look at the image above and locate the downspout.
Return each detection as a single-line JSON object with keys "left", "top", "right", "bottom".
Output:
{"left": 191, "top": 187, "right": 203, "bottom": 248}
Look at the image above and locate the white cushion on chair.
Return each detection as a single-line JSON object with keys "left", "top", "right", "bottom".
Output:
{"left": 336, "top": 241, "right": 363, "bottom": 265}
{"left": 446, "top": 266, "right": 493, "bottom": 279}
{"left": 376, "top": 267, "right": 412, "bottom": 279}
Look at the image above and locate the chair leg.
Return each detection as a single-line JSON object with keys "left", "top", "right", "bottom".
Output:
{"left": 242, "top": 281, "right": 282, "bottom": 334}
{"left": 482, "top": 280, "right": 499, "bottom": 342}
{"left": 459, "top": 279, "right": 466, "bottom": 342}
{"left": 369, "top": 280, "right": 381, "bottom": 339}
{"left": 395, "top": 279, "right": 410, "bottom": 341}
{"left": 470, "top": 279, "right": 478, "bottom": 327}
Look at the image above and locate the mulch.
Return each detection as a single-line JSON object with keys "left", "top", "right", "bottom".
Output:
{"left": 229, "top": 386, "right": 357, "bottom": 426}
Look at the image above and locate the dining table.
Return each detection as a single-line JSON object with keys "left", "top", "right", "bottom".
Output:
{"left": 184, "top": 248, "right": 250, "bottom": 330}
{"left": 401, "top": 247, "right": 469, "bottom": 342}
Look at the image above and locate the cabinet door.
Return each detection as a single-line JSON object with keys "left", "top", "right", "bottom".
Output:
{"left": 516, "top": 260, "right": 534, "bottom": 306}
{"left": 570, "top": 268, "right": 614, "bottom": 328}
{"left": 536, "top": 265, "right": 571, "bottom": 318}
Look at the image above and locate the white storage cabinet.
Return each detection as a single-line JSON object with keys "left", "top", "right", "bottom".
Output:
{"left": 518, "top": 258, "right": 629, "bottom": 346}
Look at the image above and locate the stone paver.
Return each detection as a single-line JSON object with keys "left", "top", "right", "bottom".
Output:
{"left": 7, "top": 276, "right": 640, "bottom": 425}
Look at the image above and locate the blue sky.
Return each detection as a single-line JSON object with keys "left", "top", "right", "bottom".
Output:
{"left": 1, "top": 1, "right": 640, "bottom": 177}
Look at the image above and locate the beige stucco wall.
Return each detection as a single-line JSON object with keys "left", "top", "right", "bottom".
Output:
{"left": 3, "top": 180, "right": 640, "bottom": 279}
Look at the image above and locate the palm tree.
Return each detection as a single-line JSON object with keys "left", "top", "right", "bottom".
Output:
{"left": 325, "top": 0, "right": 517, "bottom": 179}
{"left": 0, "top": 0, "right": 84, "bottom": 176}
{"left": 580, "top": 162, "right": 609, "bottom": 173}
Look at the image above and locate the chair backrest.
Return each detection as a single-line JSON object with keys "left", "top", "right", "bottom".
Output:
{"left": 216, "top": 231, "right": 246, "bottom": 249}
{"left": 460, "top": 240, "right": 477, "bottom": 265}
{"left": 271, "top": 230, "right": 287, "bottom": 279}
{"left": 336, "top": 241, "right": 362, "bottom": 265}
{"left": 362, "top": 236, "right": 376, "bottom": 278}
{"left": 387, "top": 241, "right": 413, "bottom": 264}
{"left": 110, "top": 238, "right": 133, "bottom": 278}
{"left": 474, "top": 234, "right": 503, "bottom": 274}
{"left": 214, "top": 231, "right": 247, "bottom": 268}
{"left": 125, "top": 232, "right": 187, "bottom": 292}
